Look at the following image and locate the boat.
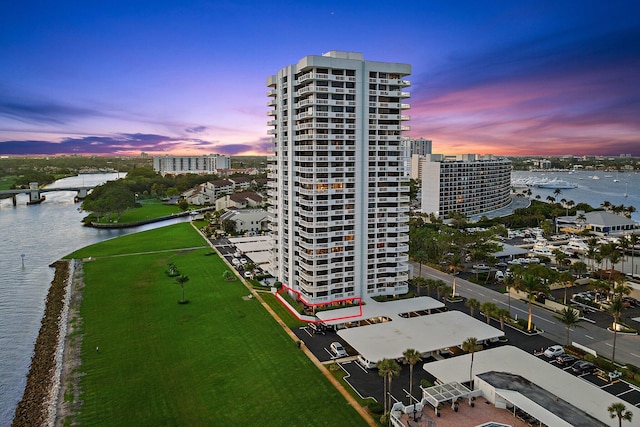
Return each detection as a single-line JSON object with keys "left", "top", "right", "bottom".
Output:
{"left": 531, "top": 238, "right": 555, "bottom": 257}
{"left": 562, "top": 237, "right": 589, "bottom": 255}
{"left": 592, "top": 176, "right": 600, "bottom": 180}
{"left": 534, "top": 179, "right": 577, "bottom": 189}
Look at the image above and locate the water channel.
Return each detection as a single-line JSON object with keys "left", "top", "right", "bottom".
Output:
{"left": 0, "top": 173, "right": 188, "bottom": 425}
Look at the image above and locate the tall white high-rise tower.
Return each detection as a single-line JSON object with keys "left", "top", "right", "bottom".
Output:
{"left": 266, "top": 51, "right": 411, "bottom": 306}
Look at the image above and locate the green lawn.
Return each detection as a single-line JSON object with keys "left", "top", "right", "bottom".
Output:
{"left": 95, "top": 202, "right": 182, "bottom": 224}
{"left": 0, "top": 175, "right": 16, "bottom": 190}
{"left": 66, "top": 223, "right": 367, "bottom": 426}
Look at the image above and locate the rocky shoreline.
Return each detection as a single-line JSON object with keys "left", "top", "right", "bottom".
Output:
{"left": 11, "top": 260, "right": 73, "bottom": 427}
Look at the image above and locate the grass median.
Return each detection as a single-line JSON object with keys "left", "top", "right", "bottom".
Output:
{"left": 64, "top": 223, "right": 367, "bottom": 426}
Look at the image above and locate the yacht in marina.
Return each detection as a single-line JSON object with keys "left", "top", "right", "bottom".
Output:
{"left": 562, "top": 237, "right": 589, "bottom": 255}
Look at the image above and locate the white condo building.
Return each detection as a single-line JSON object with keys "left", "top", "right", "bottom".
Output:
{"left": 421, "top": 154, "right": 512, "bottom": 218}
{"left": 266, "top": 51, "right": 411, "bottom": 306}
{"left": 153, "top": 154, "right": 231, "bottom": 175}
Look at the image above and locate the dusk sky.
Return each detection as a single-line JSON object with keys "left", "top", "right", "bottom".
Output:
{"left": 1, "top": 1, "right": 639, "bottom": 157}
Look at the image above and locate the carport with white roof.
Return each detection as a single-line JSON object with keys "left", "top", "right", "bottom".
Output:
{"left": 316, "top": 296, "right": 445, "bottom": 327}
{"left": 336, "top": 309, "right": 504, "bottom": 363}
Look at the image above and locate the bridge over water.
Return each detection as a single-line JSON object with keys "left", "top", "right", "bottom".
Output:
{"left": 0, "top": 182, "right": 95, "bottom": 206}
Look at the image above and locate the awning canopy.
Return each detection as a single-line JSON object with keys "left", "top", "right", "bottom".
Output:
{"left": 497, "top": 389, "right": 572, "bottom": 427}
{"left": 422, "top": 382, "right": 472, "bottom": 408}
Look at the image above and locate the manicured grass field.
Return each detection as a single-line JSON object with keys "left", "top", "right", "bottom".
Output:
{"left": 65, "top": 223, "right": 367, "bottom": 426}
{"left": 97, "top": 202, "right": 182, "bottom": 224}
{"left": 0, "top": 175, "right": 16, "bottom": 190}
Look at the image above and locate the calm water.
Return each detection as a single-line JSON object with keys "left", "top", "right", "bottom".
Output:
{"left": 512, "top": 169, "right": 640, "bottom": 223}
{"left": 0, "top": 174, "right": 188, "bottom": 426}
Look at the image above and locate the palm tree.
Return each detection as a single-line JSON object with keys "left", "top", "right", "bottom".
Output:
{"left": 607, "top": 248, "right": 622, "bottom": 281}
{"left": 436, "top": 283, "right": 451, "bottom": 301}
{"left": 599, "top": 243, "right": 615, "bottom": 271}
{"left": 465, "top": 298, "right": 480, "bottom": 317}
{"left": 502, "top": 274, "right": 516, "bottom": 316}
{"left": 447, "top": 253, "right": 464, "bottom": 298}
{"left": 412, "top": 276, "right": 426, "bottom": 297}
{"left": 461, "top": 337, "right": 482, "bottom": 390}
{"left": 402, "top": 349, "right": 422, "bottom": 406}
{"left": 176, "top": 274, "right": 189, "bottom": 303}
{"left": 377, "top": 358, "right": 401, "bottom": 415}
{"left": 629, "top": 234, "right": 638, "bottom": 276}
{"left": 495, "top": 308, "right": 511, "bottom": 331}
{"left": 618, "top": 237, "right": 629, "bottom": 273}
{"left": 556, "top": 307, "right": 582, "bottom": 346}
{"left": 554, "top": 188, "right": 562, "bottom": 199}
{"left": 586, "top": 236, "right": 599, "bottom": 271}
{"left": 425, "top": 279, "right": 439, "bottom": 297}
{"left": 480, "top": 301, "right": 497, "bottom": 324}
{"left": 571, "top": 261, "right": 588, "bottom": 279}
{"left": 520, "top": 274, "right": 545, "bottom": 331}
{"left": 413, "top": 250, "right": 428, "bottom": 278}
{"left": 609, "top": 297, "right": 625, "bottom": 365}
{"left": 559, "top": 271, "right": 574, "bottom": 305}
{"left": 607, "top": 402, "right": 633, "bottom": 427}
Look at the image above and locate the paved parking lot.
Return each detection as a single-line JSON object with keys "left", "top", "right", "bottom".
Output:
{"left": 535, "top": 352, "right": 640, "bottom": 408}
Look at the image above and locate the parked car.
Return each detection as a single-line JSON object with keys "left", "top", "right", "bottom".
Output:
{"left": 357, "top": 355, "right": 376, "bottom": 369}
{"left": 556, "top": 354, "right": 578, "bottom": 366}
{"left": 543, "top": 345, "right": 565, "bottom": 358}
{"left": 472, "top": 264, "right": 490, "bottom": 271}
{"left": 308, "top": 322, "right": 326, "bottom": 335}
{"left": 571, "top": 360, "right": 597, "bottom": 374}
{"left": 495, "top": 271, "right": 504, "bottom": 281}
{"left": 243, "top": 271, "right": 252, "bottom": 278}
{"left": 330, "top": 342, "right": 347, "bottom": 358}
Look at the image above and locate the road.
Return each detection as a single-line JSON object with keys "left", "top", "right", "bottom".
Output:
{"left": 413, "top": 262, "right": 640, "bottom": 367}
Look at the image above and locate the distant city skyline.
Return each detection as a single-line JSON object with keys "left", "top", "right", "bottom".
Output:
{"left": 1, "top": 1, "right": 639, "bottom": 157}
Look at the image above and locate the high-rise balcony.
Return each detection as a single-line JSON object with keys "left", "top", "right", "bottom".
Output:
{"left": 267, "top": 110, "right": 276, "bottom": 116}
{"left": 297, "top": 217, "right": 329, "bottom": 228}
{"left": 299, "top": 229, "right": 328, "bottom": 239}
{"left": 267, "top": 99, "right": 277, "bottom": 107}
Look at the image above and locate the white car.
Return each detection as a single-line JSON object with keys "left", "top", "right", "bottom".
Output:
{"left": 231, "top": 258, "right": 241, "bottom": 266}
{"left": 240, "top": 258, "right": 248, "bottom": 265}
{"left": 244, "top": 271, "right": 252, "bottom": 279}
{"left": 357, "top": 355, "right": 376, "bottom": 369}
{"left": 472, "top": 264, "right": 490, "bottom": 271}
{"left": 543, "top": 345, "right": 564, "bottom": 358}
{"left": 330, "top": 342, "right": 347, "bottom": 358}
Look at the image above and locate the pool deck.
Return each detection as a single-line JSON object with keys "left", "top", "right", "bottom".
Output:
{"left": 397, "top": 396, "right": 530, "bottom": 427}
